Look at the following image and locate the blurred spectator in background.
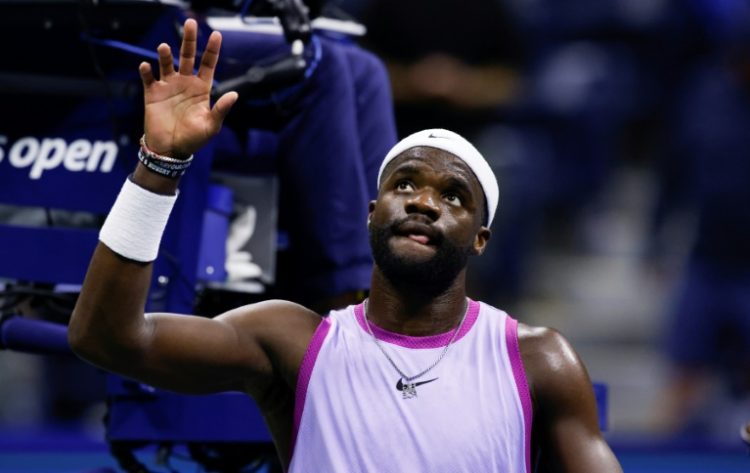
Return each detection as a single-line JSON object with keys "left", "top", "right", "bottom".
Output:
{"left": 350, "top": 0, "right": 535, "bottom": 307}
{"left": 359, "top": 0, "right": 524, "bottom": 136}
{"left": 653, "top": 0, "right": 750, "bottom": 439}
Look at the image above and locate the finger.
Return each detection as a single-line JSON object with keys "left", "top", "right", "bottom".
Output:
{"left": 157, "top": 43, "right": 175, "bottom": 79}
{"left": 179, "top": 19, "right": 197, "bottom": 75}
{"left": 197, "top": 31, "right": 222, "bottom": 83}
{"left": 139, "top": 62, "right": 155, "bottom": 87}
{"left": 209, "top": 91, "right": 238, "bottom": 130}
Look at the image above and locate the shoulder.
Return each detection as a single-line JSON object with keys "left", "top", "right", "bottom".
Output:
{"left": 216, "top": 299, "right": 323, "bottom": 340}
{"left": 516, "top": 323, "right": 593, "bottom": 412}
{"left": 516, "top": 323, "right": 578, "bottom": 371}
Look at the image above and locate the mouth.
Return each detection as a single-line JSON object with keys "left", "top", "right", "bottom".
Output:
{"left": 394, "top": 220, "right": 440, "bottom": 247}
{"left": 406, "top": 234, "right": 431, "bottom": 245}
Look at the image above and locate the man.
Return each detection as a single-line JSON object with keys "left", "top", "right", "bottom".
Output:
{"left": 68, "top": 19, "right": 622, "bottom": 472}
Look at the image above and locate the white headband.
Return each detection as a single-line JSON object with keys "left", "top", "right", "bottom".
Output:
{"left": 377, "top": 128, "right": 499, "bottom": 227}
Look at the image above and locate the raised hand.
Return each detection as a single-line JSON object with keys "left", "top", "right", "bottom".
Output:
{"left": 138, "top": 19, "right": 238, "bottom": 159}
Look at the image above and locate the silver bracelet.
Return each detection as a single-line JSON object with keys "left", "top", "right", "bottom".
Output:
{"left": 139, "top": 134, "right": 194, "bottom": 163}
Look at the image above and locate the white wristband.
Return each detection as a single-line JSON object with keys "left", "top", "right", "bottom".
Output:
{"left": 99, "top": 177, "right": 178, "bottom": 262}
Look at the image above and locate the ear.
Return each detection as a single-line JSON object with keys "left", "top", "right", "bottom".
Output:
{"left": 471, "top": 227, "right": 491, "bottom": 256}
{"left": 367, "top": 200, "right": 377, "bottom": 224}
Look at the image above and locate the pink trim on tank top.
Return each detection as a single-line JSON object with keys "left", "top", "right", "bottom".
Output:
{"left": 505, "top": 316, "right": 533, "bottom": 473}
{"left": 290, "top": 316, "right": 331, "bottom": 466}
{"left": 353, "top": 299, "right": 480, "bottom": 349}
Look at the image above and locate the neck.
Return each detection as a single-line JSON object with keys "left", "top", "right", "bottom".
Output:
{"left": 366, "top": 267, "right": 468, "bottom": 336}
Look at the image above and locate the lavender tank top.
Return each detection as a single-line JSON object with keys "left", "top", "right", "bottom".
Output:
{"left": 289, "top": 300, "right": 532, "bottom": 473}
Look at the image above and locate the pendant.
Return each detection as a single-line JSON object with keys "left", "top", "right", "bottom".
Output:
{"left": 396, "top": 377, "right": 438, "bottom": 399}
{"left": 402, "top": 381, "right": 417, "bottom": 399}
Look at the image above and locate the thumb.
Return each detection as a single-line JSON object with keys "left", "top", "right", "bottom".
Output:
{"left": 210, "top": 91, "right": 239, "bottom": 130}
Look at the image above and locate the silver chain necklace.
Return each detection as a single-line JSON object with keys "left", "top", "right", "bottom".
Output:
{"left": 363, "top": 298, "right": 469, "bottom": 399}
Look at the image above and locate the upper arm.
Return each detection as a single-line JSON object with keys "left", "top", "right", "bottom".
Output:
{"left": 110, "top": 300, "right": 321, "bottom": 395}
{"left": 70, "top": 243, "right": 322, "bottom": 397}
{"left": 519, "top": 324, "right": 622, "bottom": 473}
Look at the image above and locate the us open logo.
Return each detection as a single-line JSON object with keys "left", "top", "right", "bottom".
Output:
{"left": 0, "top": 135, "right": 119, "bottom": 180}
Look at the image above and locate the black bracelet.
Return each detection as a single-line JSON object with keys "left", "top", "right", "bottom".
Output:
{"left": 137, "top": 148, "right": 192, "bottom": 178}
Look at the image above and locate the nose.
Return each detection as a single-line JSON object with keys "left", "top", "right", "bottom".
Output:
{"left": 405, "top": 188, "right": 440, "bottom": 221}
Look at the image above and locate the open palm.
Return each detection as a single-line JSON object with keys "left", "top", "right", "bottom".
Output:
{"left": 139, "top": 19, "right": 237, "bottom": 158}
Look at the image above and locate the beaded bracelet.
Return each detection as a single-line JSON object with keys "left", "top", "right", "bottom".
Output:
{"left": 137, "top": 135, "right": 194, "bottom": 178}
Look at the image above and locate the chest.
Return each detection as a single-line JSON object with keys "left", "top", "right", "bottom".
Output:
{"left": 289, "top": 308, "right": 530, "bottom": 473}
{"left": 313, "top": 322, "right": 522, "bottom": 441}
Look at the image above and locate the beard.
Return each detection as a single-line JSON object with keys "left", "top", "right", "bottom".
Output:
{"left": 369, "top": 217, "right": 473, "bottom": 295}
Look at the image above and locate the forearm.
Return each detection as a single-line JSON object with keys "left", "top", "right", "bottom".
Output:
{"left": 69, "top": 244, "right": 152, "bottom": 367}
{"left": 68, "top": 163, "right": 179, "bottom": 369}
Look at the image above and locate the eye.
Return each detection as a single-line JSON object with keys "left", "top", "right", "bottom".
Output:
{"left": 395, "top": 180, "right": 415, "bottom": 192}
{"left": 443, "top": 192, "right": 462, "bottom": 207}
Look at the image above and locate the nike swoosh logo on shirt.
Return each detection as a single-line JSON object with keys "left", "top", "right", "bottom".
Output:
{"left": 396, "top": 377, "right": 439, "bottom": 391}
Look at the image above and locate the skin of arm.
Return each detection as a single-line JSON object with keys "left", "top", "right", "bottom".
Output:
{"left": 519, "top": 324, "right": 623, "bottom": 473}
{"left": 67, "top": 19, "right": 321, "bottom": 398}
